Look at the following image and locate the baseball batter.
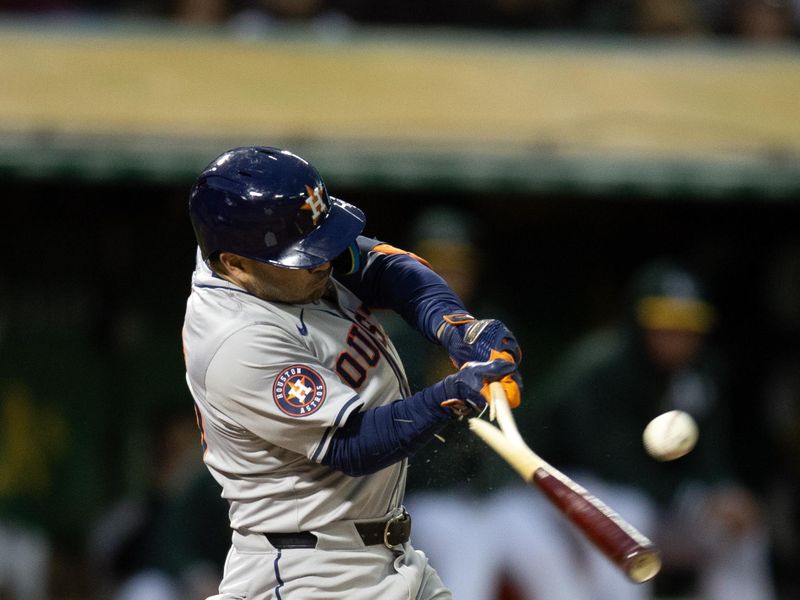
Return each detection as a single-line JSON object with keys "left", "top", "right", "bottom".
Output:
{"left": 182, "top": 146, "right": 522, "bottom": 600}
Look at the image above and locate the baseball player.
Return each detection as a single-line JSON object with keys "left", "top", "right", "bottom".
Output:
{"left": 182, "top": 146, "right": 522, "bottom": 600}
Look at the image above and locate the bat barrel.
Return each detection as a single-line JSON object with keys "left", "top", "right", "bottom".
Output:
{"left": 532, "top": 469, "right": 662, "bottom": 583}
{"left": 469, "top": 392, "right": 661, "bottom": 585}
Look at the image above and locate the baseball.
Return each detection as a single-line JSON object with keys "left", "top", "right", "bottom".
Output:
{"left": 642, "top": 410, "right": 698, "bottom": 461}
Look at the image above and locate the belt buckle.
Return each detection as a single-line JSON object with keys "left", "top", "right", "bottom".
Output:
{"left": 383, "top": 507, "right": 411, "bottom": 549}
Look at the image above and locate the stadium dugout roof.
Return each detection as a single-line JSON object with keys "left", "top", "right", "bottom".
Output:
{"left": 1, "top": 18, "right": 798, "bottom": 199}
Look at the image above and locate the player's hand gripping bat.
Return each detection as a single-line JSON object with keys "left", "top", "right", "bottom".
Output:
{"left": 469, "top": 382, "right": 662, "bottom": 584}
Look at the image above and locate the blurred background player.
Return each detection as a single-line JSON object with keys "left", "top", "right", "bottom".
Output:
{"left": 88, "top": 405, "right": 229, "bottom": 600}
{"left": 388, "top": 206, "right": 589, "bottom": 600}
{"left": 528, "top": 259, "right": 776, "bottom": 600}
{"left": 385, "top": 206, "right": 514, "bottom": 600}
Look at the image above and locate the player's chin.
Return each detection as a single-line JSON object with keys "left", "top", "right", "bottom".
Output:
{"left": 302, "top": 278, "right": 331, "bottom": 303}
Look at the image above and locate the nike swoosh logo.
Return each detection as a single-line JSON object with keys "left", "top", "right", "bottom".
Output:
{"left": 296, "top": 309, "right": 308, "bottom": 336}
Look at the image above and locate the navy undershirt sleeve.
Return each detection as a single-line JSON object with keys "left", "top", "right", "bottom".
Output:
{"left": 321, "top": 381, "right": 453, "bottom": 476}
{"left": 335, "top": 236, "right": 467, "bottom": 343}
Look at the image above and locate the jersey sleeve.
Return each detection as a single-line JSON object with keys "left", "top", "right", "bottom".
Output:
{"left": 204, "top": 324, "right": 363, "bottom": 462}
{"left": 335, "top": 236, "right": 467, "bottom": 343}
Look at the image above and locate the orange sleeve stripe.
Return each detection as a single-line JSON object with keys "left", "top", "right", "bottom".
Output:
{"left": 372, "top": 243, "right": 432, "bottom": 269}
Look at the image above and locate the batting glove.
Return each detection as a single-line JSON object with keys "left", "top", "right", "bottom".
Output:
{"left": 437, "top": 314, "right": 523, "bottom": 408}
{"left": 439, "top": 358, "right": 516, "bottom": 417}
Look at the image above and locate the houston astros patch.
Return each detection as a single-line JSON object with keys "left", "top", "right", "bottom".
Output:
{"left": 273, "top": 365, "right": 327, "bottom": 417}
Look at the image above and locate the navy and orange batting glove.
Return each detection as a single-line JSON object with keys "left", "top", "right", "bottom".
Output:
{"left": 436, "top": 314, "right": 523, "bottom": 408}
{"left": 439, "top": 358, "right": 517, "bottom": 417}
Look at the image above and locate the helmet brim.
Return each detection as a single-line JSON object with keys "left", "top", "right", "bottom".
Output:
{"left": 265, "top": 198, "right": 365, "bottom": 269}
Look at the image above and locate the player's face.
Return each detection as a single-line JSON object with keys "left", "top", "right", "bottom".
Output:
{"left": 228, "top": 255, "right": 333, "bottom": 304}
{"left": 643, "top": 328, "right": 703, "bottom": 371}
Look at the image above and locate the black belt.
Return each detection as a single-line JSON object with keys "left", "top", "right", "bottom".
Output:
{"left": 265, "top": 508, "right": 411, "bottom": 550}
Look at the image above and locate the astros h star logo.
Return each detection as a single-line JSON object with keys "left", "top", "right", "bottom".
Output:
{"left": 301, "top": 185, "right": 328, "bottom": 225}
{"left": 273, "top": 365, "right": 327, "bottom": 417}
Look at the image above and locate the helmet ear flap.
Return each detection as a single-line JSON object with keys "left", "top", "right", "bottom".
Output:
{"left": 331, "top": 240, "right": 361, "bottom": 276}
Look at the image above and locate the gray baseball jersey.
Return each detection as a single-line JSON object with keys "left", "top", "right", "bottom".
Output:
{"left": 182, "top": 250, "right": 411, "bottom": 534}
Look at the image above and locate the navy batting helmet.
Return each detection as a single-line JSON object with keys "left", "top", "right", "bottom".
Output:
{"left": 189, "top": 146, "right": 365, "bottom": 269}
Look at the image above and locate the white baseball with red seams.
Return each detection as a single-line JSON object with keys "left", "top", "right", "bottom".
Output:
{"left": 642, "top": 410, "right": 699, "bottom": 461}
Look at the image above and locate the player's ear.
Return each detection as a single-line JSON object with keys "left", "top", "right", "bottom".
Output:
{"left": 218, "top": 252, "right": 246, "bottom": 275}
